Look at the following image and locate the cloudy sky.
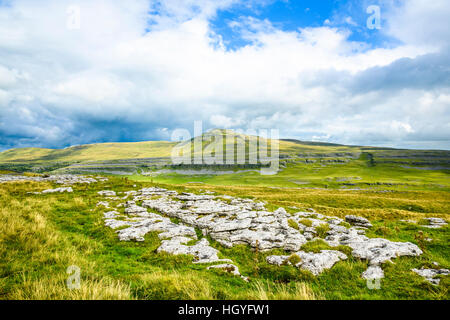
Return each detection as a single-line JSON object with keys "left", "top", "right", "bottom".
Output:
{"left": 0, "top": 0, "right": 449, "bottom": 151}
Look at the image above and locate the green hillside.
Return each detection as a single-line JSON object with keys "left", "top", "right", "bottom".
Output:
{"left": 0, "top": 129, "right": 393, "bottom": 163}
{"left": 0, "top": 129, "right": 449, "bottom": 192}
{"left": 0, "top": 141, "right": 177, "bottom": 162}
{"left": 1, "top": 130, "right": 449, "bottom": 300}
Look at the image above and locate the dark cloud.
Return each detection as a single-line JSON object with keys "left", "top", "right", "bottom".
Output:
{"left": 351, "top": 50, "right": 450, "bottom": 93}
{"left": 0, "top": 0, "right": 449, "bottom": 151}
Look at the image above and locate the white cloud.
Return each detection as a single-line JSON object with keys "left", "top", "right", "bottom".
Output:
{"left": 386, "top": 0, "right": 450, "bottom": 49}
{"left": 0, "top": 0, "right": 449, "bottom": 150}
{"left": 210, "top": 114, "right": 243, "bottom": 128}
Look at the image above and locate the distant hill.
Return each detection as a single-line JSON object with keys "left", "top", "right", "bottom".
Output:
{"left": 0, "top": 141, "right": 177, "bottom": 162}
{"left": 0, "top": 129, "right": 361, "bottom": 163}
{"left": 0, "top": 129, "right": 449, "bottom": 174}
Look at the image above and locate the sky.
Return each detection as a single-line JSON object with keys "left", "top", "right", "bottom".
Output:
{"left": 0, "top": 0, "right": 449, "bottom": 151}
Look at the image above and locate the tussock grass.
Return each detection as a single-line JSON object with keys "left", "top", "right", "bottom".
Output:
{"left": 242, "top": 280, "right": 322, "bottom": 300}
{"left": 9, "top": 274, "right": 131, "bottom": 300}
{"left": 0, "top": 176, "right": 448, "bottom": 300}
{"left": 0, "top": 182, "right": 130, "bottom": 300}
{"left": 133, "top": 271, "right": 214, "bottom": 300}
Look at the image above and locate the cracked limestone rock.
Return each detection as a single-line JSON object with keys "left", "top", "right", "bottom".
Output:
{"left": 420, "top": 218, "right": 447, "bottom": 229}
{"left": 103, "top": 211, "right": 120, "bottom": 219}
{"left": 346, "top": 237, "right": 423, "bottom": 266}
{"left": 116, "top": 217, "right": 197, "bottom": 242}
{"left": 267, "top": 250, "right": 347, "bottom": 275}
{"left": 101, "top": 186, "right": 425, "bottom": 281}
{"left": 98, "top": 190, "right": 116, "bottom": 196}
{"left": 412, "top": 267, "right": 449, "bottom": 285}
{"left": 42, "top": 187, "right": 73, "bottom": 194}
{"left": 345, "top": 215, "right": 373, "bottom": 228}
{"left": 0, "top": 174, "right": 101, "bottom": 185}
{"left": 97, "top": 201, "right": 110, "bottom": 208}
{"left": 362, "top": 265, "right": 385, "bottom": 280}
{"left": 158, "top": 237, "right": 231, "bottom": 264}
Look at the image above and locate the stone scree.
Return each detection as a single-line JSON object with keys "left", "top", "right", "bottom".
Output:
{"left": 100, "top": 187, "right": 426, "bottom": 282}
{"left": 0, "top": 174, "right": 107, "bottom": 185}
{"left": 420, "top": 218, "right": 448, "bottom": 229}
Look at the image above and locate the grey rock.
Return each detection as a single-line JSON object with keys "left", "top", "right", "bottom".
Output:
{"left": 101, "top": 186, "right": 425, "bottom": 280}
{"left": 42, "top": 187, "right": 73, "bottom": 193}
{"left": 345, "top": 215, "right": 373, "bottom": 228}
{"left": 158, "top": 237, "right": 231, "bottom": 264}
{"left": 348, "top": 237, "right": 423, "bottom": 266}
{"left": 412, "top": 267, "right": 449, "bottom": 285}
{"left": 420, "top": 217, "right": 447, "bottom": 229}
{"left": 103, "top": 210, "right": 120, "bottom": 218}
{"left": 98, "top": 190, "right": 116, "bottom": 196}
{"left": 267, "top": 250, "right": 347, "bottom": 275}
{"left": 362, "top": 265, "right": 385, "bottom": 280}
{"left": 0, "top": 174, "right": 102, "bottom": 185}
{"left": 96, "top": 201, "right": 110, "bottom": 208}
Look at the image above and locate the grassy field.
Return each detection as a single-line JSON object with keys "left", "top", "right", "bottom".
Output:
{"left": 0, "top": 130, "right": 448, "bottom": 300}
{"left": 0, "top": 176, "right": 448, "bottom": 300}
{"left": 130, "top": 154, "right": 450, "bottom": 192}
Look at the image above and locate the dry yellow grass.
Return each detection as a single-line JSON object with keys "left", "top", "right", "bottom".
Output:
{"left": 0, "top": 182, "right": 132, "bottom": 300}
{"left": 135, "top": 271, "right": 215, "bottom": 300}
{"left": 242, "top": 281, "right": 322, "bottom": 300}
{"left": 134, "top": 271, "right": 320, "bottom": 300}
{"left": 9, "top": 274, "right": 132, "bottom": 300}
{"left": 2, "top": 178, "right": 446, "bottom": 300}
{"left": 0, "top": 181, "right": 321, "bottom": 300}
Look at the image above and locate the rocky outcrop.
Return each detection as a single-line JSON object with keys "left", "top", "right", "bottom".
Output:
{"left": 0, "top": 174, "right": 104, "bottom": 184}
{"left": 362, "top": 265, "right": 384, "bottom": 280}
{"left": 412, "top": 267, "right": 449, "bottom": 285}
{"left": 420, "top": 218, "right": 447, "bottom": 229}
{"left": 29, "top": 187, "right": 73, "bottom": 194}
{"left": 42, "top": 187, "right": 73, "bottom": 193}
{"left": 96, "top": 201, "right": 110, "bottom": 208}
{"left": 98, "top": 190, "right": 116, "bottom": 197}
{"left": 158, "top": 237, "right": 231, "bottom": 264}
{"left": 345, "top": 215, "right": 373, "bottom": 228}
{"left": 325, "top": 228, "right": 422, "bottom": 279}
{"left": 101, "top": 186, "right": 424, "bottom": 281}
{"left": 267, "top": 250, "right": 347, "bottom": 275}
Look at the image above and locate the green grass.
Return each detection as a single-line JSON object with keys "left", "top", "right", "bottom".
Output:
{"left": 130, "top": 155, "right": 450, "bottom": 192}
{"left": 0, "top": 130, "right": 449, "bottom": 300}
{"left": 0, "top": 175, "right": 448, "bottom": 300}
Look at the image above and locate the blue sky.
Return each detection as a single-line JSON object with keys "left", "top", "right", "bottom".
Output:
{"left": 210, "top": 0, "right": 397, "bottom": 50}
{"left": 211, "top": 1, "right": 339, "bottom": 49}
{"left": 0, "top": 0, "right": 449, "bottom": 150}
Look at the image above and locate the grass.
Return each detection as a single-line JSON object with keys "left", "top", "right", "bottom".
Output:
{"left": 288, "top": 219, "right": 299, "bottom": 230}
{"left": 0, "top": 132, "right": 449, "bottom": 300}
{"left": 299, "top": 219, "right": 313, "bottom": 227}
{"left": 132, "top": 158, "right": 450, "bottom": 192}
{"left": 0, "top": 179, "right": 323, "bottom": 300}
{"left": 0, "top": 175, "right": 448, "bottom": 300}
{"left": 0, "top": 141, "right": 177, "bottom": 162}
{"left": 315, "top": 224, "right": 330, "bottom": 238}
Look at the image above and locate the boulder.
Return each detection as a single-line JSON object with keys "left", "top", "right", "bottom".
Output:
{"left": 98, "top": 190, "right": 116, "bottom": 196}
{"left": 345, "top": 215, "right": 372, "bottom": 228}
